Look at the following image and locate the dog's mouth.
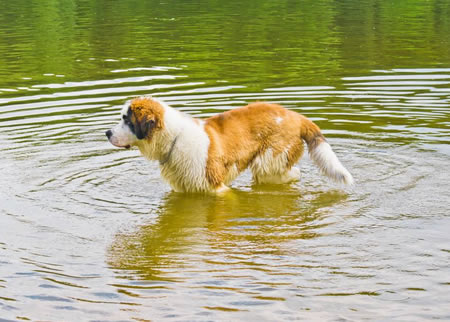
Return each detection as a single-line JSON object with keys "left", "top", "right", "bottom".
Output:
{"left": 108, "top": 139, "right": 131, "bottom": 149}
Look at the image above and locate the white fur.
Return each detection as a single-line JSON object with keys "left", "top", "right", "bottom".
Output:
{"left": 309, "top": 142, "right": 354, "bottom": 185}
{"left": 108, "top": 103, "right": 136, "bottom": 148}
{"left": 275, "top": 116, "right": 283, "bottom": 124}
{"left": 255, "top": 167, "right": 300, "bottom": 184}
{"left": 136, "top": 99, "right": 211, "bottom": 192}
{"left": 251, "top": 147, "right": 300, "bottom": 184}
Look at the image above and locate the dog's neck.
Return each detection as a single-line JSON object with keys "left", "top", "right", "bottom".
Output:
{"left": 136, "top": 103, "right": 183, "bottom": 161}
{"left": 140, "top": 103, "right": 212, "bottom": 192}
{"left": 137, "top": 103, "right": 212, "bottom": 192}
{"left": 159, "top": 135, "right": 179, "bottom": 166}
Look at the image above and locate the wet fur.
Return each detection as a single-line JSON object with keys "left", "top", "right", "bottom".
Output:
{"left": 106, "top": 97, "right": 353, "bottom": 193}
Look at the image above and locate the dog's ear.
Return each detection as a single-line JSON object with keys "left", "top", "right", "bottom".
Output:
{"left": 135, "top": 117, "right": 157, "bottom": 140}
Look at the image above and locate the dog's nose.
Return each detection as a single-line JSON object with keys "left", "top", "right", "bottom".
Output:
{"left": 105, "top": 130, "right": 112, "bottom": 139}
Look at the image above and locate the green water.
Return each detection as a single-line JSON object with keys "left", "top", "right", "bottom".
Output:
{"left": 0, "top": 0, "right": 449, "bottom": 320}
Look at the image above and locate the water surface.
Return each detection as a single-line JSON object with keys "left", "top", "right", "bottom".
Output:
{"left": 0, "top": 0, "right": 449, "bottom": 320}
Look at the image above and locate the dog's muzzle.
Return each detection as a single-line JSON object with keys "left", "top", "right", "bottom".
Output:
{"left": 106, "top": 130, "right": 131, "bottom": 149}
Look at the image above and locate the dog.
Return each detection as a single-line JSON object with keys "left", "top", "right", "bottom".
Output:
{"left": 106, "top": 96, "right": 353, "bottom": 193}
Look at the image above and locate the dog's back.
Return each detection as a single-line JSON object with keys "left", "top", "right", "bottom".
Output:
{"left": 204, "top": 102, "right": 353, "bottom": 187}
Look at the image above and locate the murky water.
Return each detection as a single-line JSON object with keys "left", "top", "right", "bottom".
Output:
{"left": 1, "top": 1, "right": 449, "bottom": 321}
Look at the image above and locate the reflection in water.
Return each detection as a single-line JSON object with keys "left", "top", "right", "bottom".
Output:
{"left": 108, "top": 188, "right": 348, "bottom": 281}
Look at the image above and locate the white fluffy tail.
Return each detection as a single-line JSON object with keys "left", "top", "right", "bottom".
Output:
{"left": 309, "top": 141, "right": 354, "bottom": 185}
{"left": 300, "top": 115, "right": 354, "bottom": 185}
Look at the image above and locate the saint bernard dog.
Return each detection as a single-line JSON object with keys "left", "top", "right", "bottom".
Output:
{"left": 106, "top": 96, "right": 353, "bottom": 193}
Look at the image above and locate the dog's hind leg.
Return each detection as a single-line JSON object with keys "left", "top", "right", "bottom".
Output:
{"left": 214, "top": 183, "right": 231, "bottom": 194}
{"left": 250, "top": 147, "right": 302, "bottom": 184}
{"left": 253, "top": 166, "right": 300, "bottom": 184}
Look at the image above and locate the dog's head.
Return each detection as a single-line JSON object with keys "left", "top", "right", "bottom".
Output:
{"left": 106, "top": 97, "right": 164, "bottom": 148}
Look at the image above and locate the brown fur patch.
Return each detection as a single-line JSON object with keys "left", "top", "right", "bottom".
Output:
{"left": 299, "top": 115, "right": 326, "bottom": 150}
{"left": 204, "top": 102, "right": 314, "bottom": 188}
{"left": 129, "top": 97, "right": 165, "bottom": 139}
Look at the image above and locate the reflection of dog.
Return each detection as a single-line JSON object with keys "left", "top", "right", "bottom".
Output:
{"left": 106, "top": 97, "right": 353, "bottom": 193}
{"left": 107, "top": 188, "right": 348, "bottom": 279}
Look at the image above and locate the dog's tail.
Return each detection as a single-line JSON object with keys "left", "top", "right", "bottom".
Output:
{"left": 300, "top": 116, "right": 354, "bottom": 185}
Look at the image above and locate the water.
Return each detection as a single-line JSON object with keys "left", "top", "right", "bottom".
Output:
{"left": 1, "top": 0, "right": 449, "bottom": 321}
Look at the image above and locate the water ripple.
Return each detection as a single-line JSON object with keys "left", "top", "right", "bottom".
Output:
{"left": 0, "top": 67, "right": 449, "bottom": 321}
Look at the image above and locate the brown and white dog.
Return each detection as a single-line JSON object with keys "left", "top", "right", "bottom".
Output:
{"left": 106, "top": 97, "right": 353, "bottom": 193}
